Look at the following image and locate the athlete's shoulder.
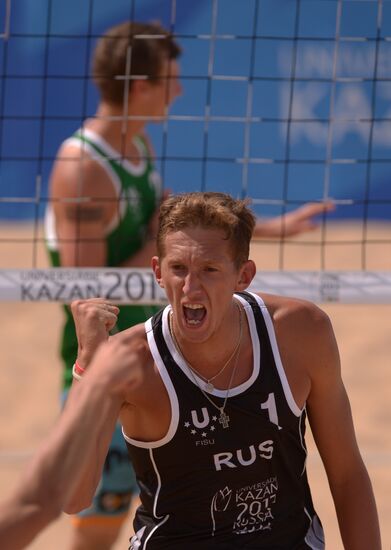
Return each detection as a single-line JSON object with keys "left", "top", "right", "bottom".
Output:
{"left": 256, "top": 293, "right": 337, "bottom": 393}
{"left": 50, "top": 139, "right": 115, "bottom": 200}
{"left": 256, "top": 292, "right": 331, "bottom": 334}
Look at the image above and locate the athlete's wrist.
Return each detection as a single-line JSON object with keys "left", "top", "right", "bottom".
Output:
{"left": 72, "top": 360, "right": 85, "bottom": 381}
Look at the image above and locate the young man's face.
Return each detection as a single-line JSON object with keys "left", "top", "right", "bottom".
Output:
{"left": 152, "top": 226, "right": 253, "bottom": 344}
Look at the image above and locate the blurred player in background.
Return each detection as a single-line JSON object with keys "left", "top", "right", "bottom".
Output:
{"left": 45, "top": 20, "right": 333, "bottom": 550}
{"left": 45, "top": 21, "right": 181, "bottom": 550}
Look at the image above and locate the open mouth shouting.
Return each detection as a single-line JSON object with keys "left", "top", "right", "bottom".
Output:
{"left": 183, "top": 303, "right": 206, "bottom": 326}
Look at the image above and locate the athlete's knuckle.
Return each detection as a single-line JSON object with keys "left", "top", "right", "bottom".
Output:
{"left": 70, "top": 299, "right": 84, "bottom": 313}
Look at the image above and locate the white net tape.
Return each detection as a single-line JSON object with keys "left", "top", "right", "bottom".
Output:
{"left": 1, "top": 268, "right": 390, "bottom": 304}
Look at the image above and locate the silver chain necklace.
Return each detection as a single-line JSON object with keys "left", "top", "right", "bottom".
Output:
{"left": 170, "top": 302, "right": 242, "bottom": 392}
{"left": 168, "top": 304, "right": 243, "bottom": 429}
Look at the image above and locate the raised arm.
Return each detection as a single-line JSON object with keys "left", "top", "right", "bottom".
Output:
{"left": 0, "top": 335, "right": 149, "bottom": 550}
{"left": 63, "top": 298, "right": 151, "bottom": 513}
{"left": 62, "top": 298, "right": 121, "bottom": 512}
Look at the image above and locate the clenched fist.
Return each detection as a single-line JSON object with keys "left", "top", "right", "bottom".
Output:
{"left": 84, "top": 333, "right": 151, "bottom": 400}
{"left": 71, "top": 298, "right": 119, "bottom": 368}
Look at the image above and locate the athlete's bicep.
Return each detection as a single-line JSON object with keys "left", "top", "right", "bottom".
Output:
{"left": 49, "top": 147, "right": 114, "bottom": 266}
{"left": 305, "top": 314, "right": 363, "bottom": 485}
{"left": 55, "top": 215, "right": 107, "bottom": 267}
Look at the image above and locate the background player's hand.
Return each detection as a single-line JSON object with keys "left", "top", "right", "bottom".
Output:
{"left": 254, "top": 201, "right": 335, "bottom": 239}
{"left": 70, "top": 298, "right": 119, "bottom": 368}
{"left": 85, "top": 333, "right": 151, "bottom": 400}
{"left": 278, "top": 201, "right": 335, "bottom": 236}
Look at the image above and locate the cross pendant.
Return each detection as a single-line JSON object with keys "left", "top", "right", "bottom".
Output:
{"left": 219, "top": 410, "right": 230, "bottom": 428}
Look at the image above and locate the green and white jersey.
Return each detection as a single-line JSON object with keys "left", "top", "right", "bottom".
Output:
{"left": 45, "top": 127, "right": 162, "bottom": 266}
{"left": 45, "top": 127, "right": 162, "bottom": 387}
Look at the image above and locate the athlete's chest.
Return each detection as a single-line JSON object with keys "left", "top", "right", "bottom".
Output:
{"left": 169, "top": 379, "right": 292, "bottom": 458}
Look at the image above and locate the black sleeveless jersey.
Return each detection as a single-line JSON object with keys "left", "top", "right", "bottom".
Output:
{"left": 124, "top": 292, "right": 325, "bottom": 549}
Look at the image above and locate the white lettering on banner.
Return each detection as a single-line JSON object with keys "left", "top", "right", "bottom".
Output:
{"left": 21, "top": 282, "right": 100, "bottom": 302}
{"left": 213, "top": 440, "right": 274, "bottom": 471}
{"left": 277, "top": 44, "right": 391, "bottom": 148}
{"left": 5, "top": 269, "right": 167, "bottom": 304}
{"left": 279, "top": 42, "right": 391, "bottom": 81}
{"left": 2, "top": 270, "right": 390, "bottom": 304}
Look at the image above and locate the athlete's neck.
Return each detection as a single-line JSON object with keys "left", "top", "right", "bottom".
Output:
{"left": 170, "top": 302, "right": 248, "bottom": 385}
{"left": 86, "top": 102, "right": 146, "bottom": 152}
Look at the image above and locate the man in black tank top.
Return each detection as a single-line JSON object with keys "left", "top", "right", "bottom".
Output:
{"left": 69, "top": 192, "right": 381, "bottom": 549}
{"left": 46, "top": 18, "right": 332, "bottom": 549}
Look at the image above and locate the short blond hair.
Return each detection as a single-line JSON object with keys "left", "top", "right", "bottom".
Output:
{"left": 157, "top": 192, "right": 255, "bottom": 268}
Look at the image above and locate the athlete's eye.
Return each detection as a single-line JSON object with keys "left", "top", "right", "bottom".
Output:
{"left": 171, "top": 264, "right": 186, "bottom": 272}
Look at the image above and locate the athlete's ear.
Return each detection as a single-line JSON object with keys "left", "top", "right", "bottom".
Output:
{"left": 132, "top": 79, "right": 150, "bottom": 97}
{"left": 152, "top": 256, "right": 164, "bottom": 288}
{"left": 132, "top": 79, "right": 155, "bottom": 102}
{"left": 235, "top": 260, "right": 256, "bottom": 291}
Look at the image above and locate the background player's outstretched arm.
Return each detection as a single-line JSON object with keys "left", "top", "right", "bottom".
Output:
{"left": 253, "top": 201, "right": 335, "bottom": 239}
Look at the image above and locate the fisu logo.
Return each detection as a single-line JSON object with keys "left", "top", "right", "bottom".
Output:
{"left": 213, "top": 440, "right": 274, "bottom": 471}
{"left": 184, "top": 407, "right": 220, "bottom": 445}
{"left": 191, "top": 407, "right": 210, "bottom": 428}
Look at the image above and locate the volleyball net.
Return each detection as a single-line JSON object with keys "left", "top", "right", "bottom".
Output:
{"left": 0, "top": 0, "right": 390, "bottom": 304}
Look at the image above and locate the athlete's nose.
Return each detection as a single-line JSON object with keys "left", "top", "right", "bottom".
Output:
{"left": 182, "top": 271, "right": 201, "bottom": 297}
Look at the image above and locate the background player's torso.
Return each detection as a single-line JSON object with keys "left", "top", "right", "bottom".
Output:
{"left": 44, "top": 128, "right": 162, "bottom": 386}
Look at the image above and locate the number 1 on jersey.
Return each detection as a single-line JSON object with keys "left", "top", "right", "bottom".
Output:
{"left": 261, "top": 392, "right": 281, "bottom": 429}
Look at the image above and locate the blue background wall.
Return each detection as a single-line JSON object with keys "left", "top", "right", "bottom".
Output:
{"left": 0, "top": 0, "right": 390, "bottom": 220}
